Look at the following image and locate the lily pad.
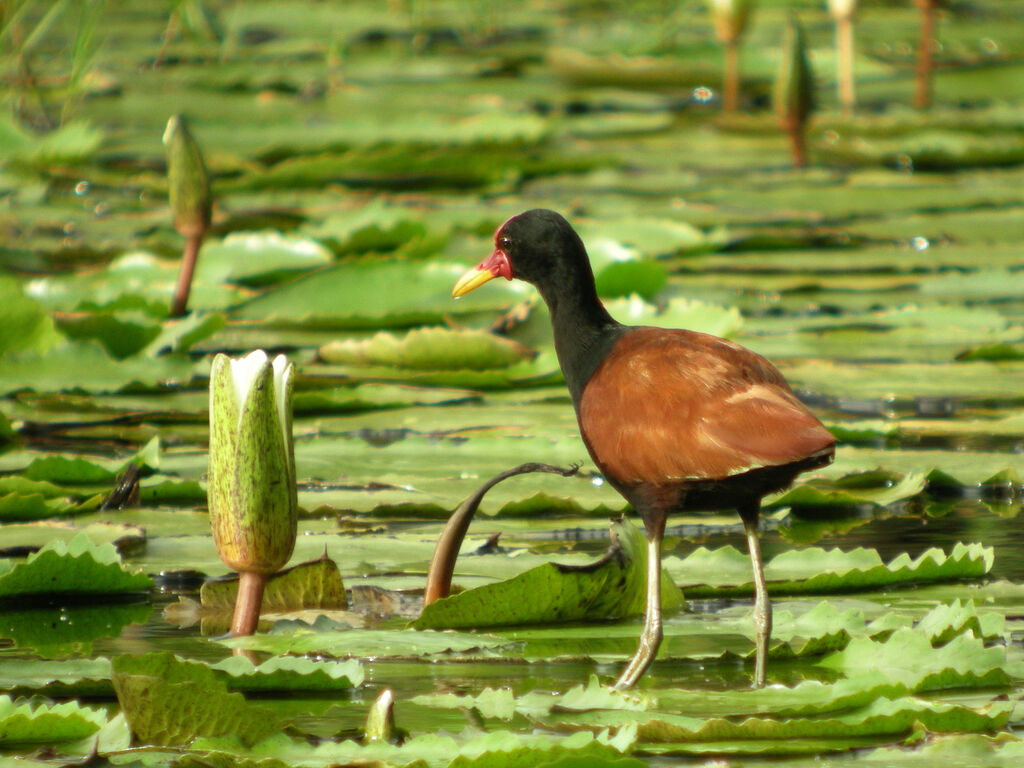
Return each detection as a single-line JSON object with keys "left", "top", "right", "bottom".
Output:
{"left": 0, "top": 533, "right": 152, "bottom": 600}
{"left": 111, "top": 653, "right": 280, "bottom": 748}
{"left": 414, "top": 518, "right": 684, "bottom": 629}
{"left": 0, "top": 695, "right": 108, "bottom": 747}
{"left": 320, "top": 327, "right": 533, "bottom": 371}
{"left": 665, "top": 542, "right": 993, "bottom": 598}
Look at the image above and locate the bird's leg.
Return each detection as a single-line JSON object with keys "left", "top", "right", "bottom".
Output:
{"left": 739, "top": 501, "right": 771, "bottom": 688}
{"left": 613, "top": 508, "right": 666, "bottom": 690}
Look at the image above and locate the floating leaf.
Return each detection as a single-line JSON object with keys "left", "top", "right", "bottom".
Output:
{"left": 0, "top": 491, "right": 103, "bottom": 522}
{"left": 193, "top": 725, "right": 641, "bottom": 768}
{"left": 0, "top": 695, "right": 108, "bottom": 746}
{"left": 199, "top": 554, "right": 348, "bottom": 613}
{"left": 233, "top": 258, "right": 529, "bottom": 328}
{"left": 0, "top": 276, "right": 63, "bottom": 357}
{"left": 409, "top": 687, "right": 520, "bottom": 721}
{"left": 222, "top": 627, "right": 513, "bottom": 659}
{"left": 818, "top": 627, "right": 1012, "bottom": 689}
{"left": 0, "top": 658, "right": 114, "bottom": 698}
{"left": 0, "top": 340, "right": 197, "bottom": 396}
{"left": 209, "top": 655, "right": 363, "bottom": 692}
{"left": 0, "top": 533, "right": 152, "bottom": 599}
{"left": 301, "top": 201, "right": 450, "bottom": 256}
{"left": 196, "top": 232, "right": 333, "bottom": 286}
{"left": 553, "top": 696, "right": 1012, "bottom": 747}
{"left": 54, "top": 309, "right": 162, "bottom": 359}
{"left": 414, "top": 518, "right": 684, "bottom": 629}
{"left": 0, "top": 117, "right": 104, "bottom": 166}
{"left": 111, "top": 653, "right": 280, "bottom": 748}
{"left": 292, "top": 383, "right": 478, "bottom": 414}
{"left": 321, "top": 327, "right": 533, "bottom": 371}
{"left": 666, "top": 543, "right": 993, "bottom": 598}
{"left": 771, "top": 470, "right": 927, "bottom": 509}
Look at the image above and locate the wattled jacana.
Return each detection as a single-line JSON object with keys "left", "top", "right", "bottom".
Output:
{"left": 452, "top": 209, "right": 836, "bottom": 689}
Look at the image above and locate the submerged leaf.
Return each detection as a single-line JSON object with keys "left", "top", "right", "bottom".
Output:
{"left": 0, "top": 603, "right": 151, "bottom": 655}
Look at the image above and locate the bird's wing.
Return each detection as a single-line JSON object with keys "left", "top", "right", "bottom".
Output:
{"left": 579, "top": 327, "right": 835, "bottom": 485}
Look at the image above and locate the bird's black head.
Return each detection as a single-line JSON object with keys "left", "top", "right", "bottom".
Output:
{"left": 451, "top": 209, "right": 595, "bottom": 301}
{"left": 495, "top": 209, "right": 591, "bottom": 289}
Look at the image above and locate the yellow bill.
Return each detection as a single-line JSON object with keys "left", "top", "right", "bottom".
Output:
{"left": 451, "top": 248, "right": 513, "bottom": 298}
{"left": 451, "top": 266, "right": 499, "bottom": 298}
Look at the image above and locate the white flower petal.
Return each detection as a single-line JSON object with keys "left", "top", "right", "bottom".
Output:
{"left": 230, "top": 350, "right": 269, "bottom": 416}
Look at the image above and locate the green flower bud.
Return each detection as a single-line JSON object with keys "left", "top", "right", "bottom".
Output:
{"left": 208, "top": 350, "right": 297, "bottom": 576}
{"left": 364, "top": 689, "right": 396, "bottom": 743}
{"left": 773, "top": 14, "right": 815, "bottom": 130}
{"left": 163, "top": 114, "right": 212, "bottom": 239}
{"left": 708, "top": 0, "right": 753, "bottom": 44}
{"left": 828, "top": 0, "right": 856, "bottom": 21}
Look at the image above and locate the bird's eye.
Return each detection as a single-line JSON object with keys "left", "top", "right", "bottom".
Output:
{"left": 498, "top": 236, "right": 511, "bottom": 249}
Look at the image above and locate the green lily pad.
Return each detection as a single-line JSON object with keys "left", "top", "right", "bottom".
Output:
{"left": 301, "top": 200, "right": 451, "bottom": 257}
{"left": 233, "top": 258, "right": 530, "bottom": 328}
{"left": 320, "top": 327, "right": 533, "bottom": 371}
{"left": 553, "top": 696, "right": 1012, "bottom": 747}
{"left": 414, "top": 518, "right": 684, "bottom": 630}
{"left": 209, "top": 655, "right": 364, "bottom": 692}
{"left": 0, "top": 695, "right": 108, "bottom": 747}
{"left": 0, "top": 339, "right": 198, "bottom": 396}
{"left": 199, "top": 554, "right": 348, "bottom": 613}
{"left": 665, "top": 542, "right": 993, "bottom": 598}
{"left": 111, "top": 653, "right": 280, "bottom": 748}
{"left": 193, "top": 727, "right": 641, "bottom": 768}
{"left": 0, "top": 533, "right": 153, "bottom": 600}
{"left": 0, "top": 275, "right": 64, "bottom": 357}
{"left": 195, "top": 231, "right": 333, "bottom": 286}
{"left": 222, "top": 626, "right": 514, "bottom": 659}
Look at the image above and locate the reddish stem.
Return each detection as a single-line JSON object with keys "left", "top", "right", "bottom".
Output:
{"left": 837, "top": 16, "right": 855, "bottom": 117}
{"left": 785, "top": 121, "right": 807, "bottom": 168}
{"left": 230, "top": 570, "right": 267, "bottom": 636}
{"left": 423, "top": 463, "right": 579, "bottom": 608}
{"left": 723, "top": 39, "right": 740, "bottom": 113}
{"left": 171, "top": 233, "right": 202, "bottom": 317}
{"left": 914, "top": 0, "right": 936, "bottom": 110}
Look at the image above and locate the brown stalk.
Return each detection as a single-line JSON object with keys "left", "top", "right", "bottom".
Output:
{"left": 836, "top": 15, "right": 855, "bottom": 117}
{"left": 230, "top": 570, "right": 267, "bottom": 636}
{"left": 914, "top": 0, "right": 937, "bottom": 110}
{"left": 782, "top": 118, "right": 807, "bottom": 169}
{"left": 423, "top": 462, "right": 579, "bottom": 607}
{"left": 171, "top": 233, "right": 203, "bottom": 317}
{"left": 723, "top": 38, "right": 740, "bottom": 113}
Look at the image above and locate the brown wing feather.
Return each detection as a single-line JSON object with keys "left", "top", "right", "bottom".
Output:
{"left": 579, "top": 327, "right": 835, "bottom": 486}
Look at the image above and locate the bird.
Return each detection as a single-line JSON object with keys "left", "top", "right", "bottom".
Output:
{"left": 452, "top": 209, "right": 835, "bottom": 689}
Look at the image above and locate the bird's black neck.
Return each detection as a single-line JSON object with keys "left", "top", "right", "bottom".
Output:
{"left": 537, "top": 279, "right": 624, "bottom": 407}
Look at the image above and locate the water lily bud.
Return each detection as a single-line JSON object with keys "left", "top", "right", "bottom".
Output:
{"left": 364, "top": 689, "right": 396, "bottom": 743}
{"left": 774, "top": 14, "right": 815, "bottom": 130}
{"left": 828, "top": 0, "right": 856, "bottom": 21}
{"left": 208, "top": 350, "right": 297, "bottom": 576}
{"left": 163, "top": 114, "right": 211, "bottom": 239}
{"left": 708, "top": 0, "right": 753, "bottom": 44}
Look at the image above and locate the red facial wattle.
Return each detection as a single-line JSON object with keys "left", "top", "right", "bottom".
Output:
{"left": 479, "top": 248, "right": 513, "bottom": 281}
